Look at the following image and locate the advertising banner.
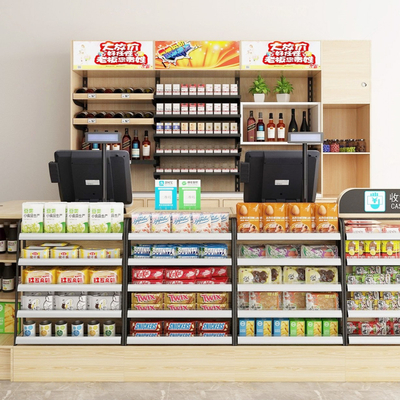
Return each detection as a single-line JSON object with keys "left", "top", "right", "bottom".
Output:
{"left": 241, "top": 41, "right": 321, "bottom": 70}
{"left": 155, "top": 41, "right": 240, "bottom": 70}
{"left": 73, "top": 41, "right": 154, "bottom": 70}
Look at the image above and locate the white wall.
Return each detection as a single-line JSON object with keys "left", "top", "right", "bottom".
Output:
{"left": 1, "top": 0, "right": 399, "bottom": 201}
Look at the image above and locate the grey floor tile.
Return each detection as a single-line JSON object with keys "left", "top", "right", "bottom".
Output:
{"left": 167, "top": 391, "right": 233, "bottom": 400}
{"left": 232, "top": 391, "right": 324, "bottom": 400}
{"left": 318, "top": 382, "right": 400, "bottom": 391}
{"left": 169, "top": 382, "right": 236, "bottom": 392}
{"left": 321, "top": 391, "right": 392, "bottom": 400}
{"left": 234, "top": 382, "right": 320, "bottom": 392}
{"left": 120, "top": 391, "right": 168, "bottom": 400}
{"left": 0, "top": 391, "right": 14, "bottom": 400}
{"left": 15, "top": 382, "right": 104, "bottom": 392}
{"left": 6, "top": 391, "right": 53, "bottom": 400}
{"left": 0, "top": 382, "right": 21, "bottom": 391}
{"left": 73, "top": 391, "right": 128, "bottom": 400}
{"left": 102, "top": 382, "right": 170, "bottom": 392}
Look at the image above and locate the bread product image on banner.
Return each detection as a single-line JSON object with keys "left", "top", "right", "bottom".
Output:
{"left": 236, "top": 203, "right": 261, "bottom": 233}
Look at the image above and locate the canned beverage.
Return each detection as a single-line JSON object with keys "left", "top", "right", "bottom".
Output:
{"left": 88, "top": 320, "right": 100, "bottom": 337}
{"left": 71, "top": 320, "right": 84, "bottom": 337}
{"left": 55, "top": 320, "right": 68, "bottom": 337}
{"left": 103, "top": 320, "right": 116, "bottom": 337}
{"left": 23, "top": 320, "right": 36, "bottom": 337}
{"left": 39, "top": 320, "right": 52, "bottom": 337}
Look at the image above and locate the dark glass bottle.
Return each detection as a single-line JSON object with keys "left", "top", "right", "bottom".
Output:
{"left": 246, "top": 110, "right": 256, "bottom": 142}
{"left": 300, "top": 111, "right": 309, "bottom": 132}
{"left": 122, "top": 128, "right": 131, "bottom": 154}
{"left": 0, "top": 225, "right": 6, "bottom": 254}
{"left": 2, "top": 263, "right": 15, "bottom": 292}
{"left": 256, "top": 112, "right": 265, "bottom": 142}
{"left": 288, "top": 109, "right": 298, "bottom": 132}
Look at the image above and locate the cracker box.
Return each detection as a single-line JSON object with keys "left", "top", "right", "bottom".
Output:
{"left": 172, "top": 213, "right": 192, "bottom": 233}
{"left": 55, "top": 293, "right": 87, "bottom": 310}
{"left": 22, "top": 202, "right": 44, "bottom": 233}
{"left": 236, "top": 203, "right": 262, "bottom": 233}
{"left": 272, "top": 319, "right": 289, "bottom": 336}
{"left": 262, "top": 203, "right": 287, "bottom": 233}
{"left": 44, "top": 202, "right": 67, "bottom": 233}
{"left": 67, "top": 202, "right": 89, "bottom": 233}
{"left": 287, "top": 203, "right": 313, "bottom": 233}
{"left": 256, "top": 318, "right": 272, "bottom": 336}
{"left": 0, "top": 302, "right": 20, "bottom": 334}
{"left": 89, "top": 203, "right": 111, "bottom": 233}
{"left": 87, "top": 293, "right": 121, "bottom": 310}
{"left": 314, "top": 203, "right": 339, "bottom": 233}
{"left": 345, "top": 241, "right": 359, "bottom": 258}
{"left": 22, "top": 293, "right": 54, "bottom": 310}
{"left": 290, "top": 319, "right": 305, "bottom": 336}
{"left": 306, "top": 320, "right": 322, "bottom": 336}
{"left": 111, "top": 202, "right": 124, "bottom": 233}
{"left": 239, "top": 318, "right": 255, "bottom": 336}
{"left": 249, "top": 292, "right": 281, "bottom": 310}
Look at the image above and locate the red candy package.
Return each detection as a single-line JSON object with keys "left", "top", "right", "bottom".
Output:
{"left": 198, "top": 321, "right": 230, "bottom": 332}
{"left": 132, "top": 268, "right": 164, "bottom": 280}
{"left": 196, "top": 277, "right": 229, "bottom": 284}
{"left": 131, "top": 279, "right": 164, "bottom": 284}
{"left": 164, "top": 279, "right": 196, "bottom": 285}
{"left": 195, "top": 267, "right": 213, "bottom": 279}
{"left": 130, "top": 321, "right": 163, "bottom": 332}
{"left": 164, "top": 321, "right": 196, "bottom": 332}
{"left": 212, "top": 266, "right": 228, "bottom": 277}
{"left": 165, "top": 268, "right": 196, "bottom": 280}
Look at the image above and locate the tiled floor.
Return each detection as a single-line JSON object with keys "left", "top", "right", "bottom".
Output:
{"left": 0, "top": 382, "right": 399, "bottom": 400}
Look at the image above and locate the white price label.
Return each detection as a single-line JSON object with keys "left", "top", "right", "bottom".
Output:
{"left": 88, "top": 119, "right": 97, "bottom": 124}
{"left": 122, "top": 119, "right": 130, "bottom": 123}
{"left": 87, "top": 93, "right": 96, "bottom": 99}
{"left": 121, "top": 93, "right": 130, "bottom": 98}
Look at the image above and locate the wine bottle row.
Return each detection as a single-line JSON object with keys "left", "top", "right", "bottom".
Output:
{"left": 75, "top": 111, "right": 154, "bottom": 119}
{"left": 246, "top": 109, "right": 310, "bottom": 142}
{"left": 75, "top": 87, "right": 154, "bottom": 94}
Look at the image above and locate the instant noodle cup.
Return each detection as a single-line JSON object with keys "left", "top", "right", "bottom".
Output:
{"left": 315, "top": 203, "right": 339, "bottom": 233}
{"left": 262, "top": 203, "right": 286, "bottom": 233}
{"left": 287, "top": 203, "right": 313, "bottom": 233}
{"left": 236, "top": 203, "right": 261, "bottom": 233}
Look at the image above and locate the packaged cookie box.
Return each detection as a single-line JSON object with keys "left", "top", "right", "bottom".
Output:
{"left": 55, "top": 293, "right": 87, "bottom": 310}
{"left": 272, "top": 319, "right": 289, "bottom": 336}
{"left": 262, "top": 203, "right": 287, "bottom": 233}
{"left": 256, "top": 318, "right": 272, "bottom": 336}
{"left": 191, "top": 213, "right": 211, "bottom": 234}
{"left": 239, "top": 318, "right": 255, "bottom": 336}
{"left": 283, "top": 267, "right": 306, "bottom": 284}
{"left": 87, "top": 293, "right": 121, "bottom": 310}
{"left": 236, "top": 203, "right": 262, "bottom": 233}
{"left": 322, "top": 319, "right": 338, "bottom": 336}
{"left": 314, "top": 203, "right": 338, "bottom": 233}
{"left": 89, "top": 267, "right": 122, "bottom": 284}
{"left": 151, "top": 213, "right": 171, "bottom": 233}
{"left": 305, "top": 267, "right": 338, "bottom": 284}
{"left": 289, "top": 319, "right": 305, "bottom": 337}
{"left": 306, "top": 319, "right": 322, "bottom": 336}
{"left": 51, "top": 246, "right": 79, "bottom": 259}
{"left": 171, "top": 213, "right": 192, "bottom": 233}
{"left": 22, "top": 267, "right": 57, "bottom": 284}
{"left": 249, "top": 292, "right": 281, "bottom": 310}
{"left": 306, "top": 293, "right": 339, "bottom": 310}
{"left": 21, "top": 293, "right": 54, "bottom": 310}
{"left": 131, "top": 212, "right": 152, "bottom": 234}
{"left": 238, "top": 267, "right": 272, "bottom": 284}
{"left": 21, "top": 246, "right": 50, "bottom": 259}
{"left": 57, "top": 267, "right": 90, "bottom": 284}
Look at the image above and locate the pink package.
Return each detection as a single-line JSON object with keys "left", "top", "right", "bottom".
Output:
{"left": 131, "top": 212, "right": 151, "bottom": 234}
{"left": 191, "top": 213, "right": 211, "bottom": 233}
{"left": 211, "top": 213, "right": 221, "bottom": 233}
{"left": 220, "top": 213, "right": 229, "bottom": 232}
{"left": 172, "top": 213, "right": 192, "bottom": 233}
{"left": 151, "top": 213, "right": 171, "bottom": 233}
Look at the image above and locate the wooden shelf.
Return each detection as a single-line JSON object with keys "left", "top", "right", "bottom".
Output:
{"left": 73, "top": 118, "right": 154, "bottom": 126}
{"left": 73, "top": 93, "right": 154, "bottom": 101}
{"left": 0, "top": 291, "right": 18, "bottom": 302}
{"left": 241, "top": 101, "right": 320, "bottom": 109}
{"left": 154, "top": 152, "right": 240, "bottom": 158}
{"left": 323, "top": 152, "right": 370, "bottom": 155}
{"left": 0, "top": 335, "right": 13, "bottom": 347}
{"left": 0, "top": 253, "right": 16, "bottom": 263}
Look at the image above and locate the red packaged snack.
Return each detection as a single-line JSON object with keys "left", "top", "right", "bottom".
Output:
{"left": 130, "top": 332, "right": 161, "bottom": 337}
{"left": 164, "top": 279, "right": 196, "bottom": 285}
{"left": 164, "top": 293, "right": 196, "bottom": 304}
{"left": 360, "top": 321, "right": 385, "bottom": 336}
{"left": 165, "top": 332, "right": 195, "bottom": 337}
{"left": 132, "top": 268, "right": 164, "bottom": 280}
{"left": 347, "top": 321, "right": 361, "bottom": 335}
{"left": 131, "top": 279, "right": 164, "bottom": 284}
{"left": 164, "top": 321, "right": 196, "bottom": 332}
{"left": 212, "top": 266, "right": 228, "bottom": 277}
{"left": 198, "top": 321, "right": 230, "bottom": 332}
{"left": 131, "top": 293, "right": 163, "bottom": 305}
{"left": 195, "top": 267, "right": 213, "bottom": 279}
{"left": 131, "top": 304, "right": 163, "bottom": 310}
{"left": 198, "top": 332, "right": 229, "bottom": 337}
{"left": 197, "top": 293, "right": 228, "bottom": 304}
{"left": 165, "top": 268, "right": 196, "bottom": 280}
{"left": 197, "top": 304, "right": 229, "bottom": 310}
{"left": 130, "top": 321, "right": 163, "bottom": 332}
{"left": 196, "top": 277, "right": 229, "bottom": 284}
{"left": 164, "top": 304, "right": 196, "bottom": 310}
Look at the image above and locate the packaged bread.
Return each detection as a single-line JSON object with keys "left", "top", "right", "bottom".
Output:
{"left": 287, "top": 203, "right": 313, "bottom": 233}
{"left": 238, "top": 268, "right": 271, "bottom": 284}
{"left": 131, "top": 293, "right": 163, "bottom": 305}
{"left": 197, "top": 293, "right": 228, "bottom": 305}
{"left": 23, "top": 267, "right": 57, "bottom": 284}
{"left": 315, "top": 203, "right": 338, "bottom": 233}
{"left": 57, "top": 267, "right": 90, "bottom": 284}
{"left": 51, "top": 245, "right": 79, "bottom": 259}
{"left": 106, "top": 248, "right": 121, "bottom": 258}
{"left": 262, "top": 203, "right": 286, "bottom": 233}
{"left": 79, "top": 248, "right": 106, "bottom": 259}
{"left": 22, "top": 246, "right": 50, "bottom": 259}
{"left": 164, "top": 293, "right": 196, "bottom": 304}
{"left": 305, "top": 267, "right": 338, "bottom": 284}
{"left": 266, "top": 244, "right": 300, "bottom": 258}
{"left": 282, "top": 292, "right": 306, "bottom": 310}
{"left": 89, "top": 267, "right": 122, "bottom": 284}
{"left": 236, "top": 203, "right": 261, "bottom": 233}
{"left": 283, "top": 267, "right": 306, "bottom": 284}
{"left": 301, "top": 245, "right": 338, "bottom": 259}
{"left": 306, "top": 293, "right": 339, "bottom": 310}
{"left": 249, "top": 292, "right": 281, "bottom": 310}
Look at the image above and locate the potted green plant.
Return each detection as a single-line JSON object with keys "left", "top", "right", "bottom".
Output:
{"left": 249, "top": 74, "right": 270, "bottom": 102}
{"left": 274, "top": 74, "right": 294, "bottom": 102}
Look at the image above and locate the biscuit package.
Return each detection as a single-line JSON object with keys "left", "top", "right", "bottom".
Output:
{"left": 381, "top": 241, "right": 400, "bottom": 258}
{"left": 89, "top": 267, "right": 122, "bottom": 284}
{"left": 23, "top": 267, "right": 57, "bottom": 284}
{"left": 266, "top": 245, "right": 300, "bottom": 258}
{"left": 255, "top": 318, "right": 272, "bottom": 336}
{"left": 57, "top": 267, "right": 90, "bottom": 284}
{"left": 236, "top": 203, "right": 262, "bottom": 233}
{"left": 301, "top": 245, "right": 338, "bottom": 259}
{"left": 262, "top": 203, "right": 286, "bottom": 233}
{"left": 239, "top": 318, "right": 255, "bottom": 336}
{"left": 345, "top": 241, "right": 359, "bottom": 258}
{"left": 306, "top": 293, "right": 339, "bottom": 310}
{"left": 131, "top": 212, "right": 151, "bottom": 234}
{"left": 283, "top": 267, "right": 306, "bottom": 284}
{"left": 272, "top": 319, "right": 289, "bottom": 336}
{"left": 306, "top": 319, "right": 322, "bottom": 336}
{"left": 305, "top": 267, "right": 338, "bottom": 284}
{"left": 290, "top": 319, "right": 305, "bottom": 336}
{"left": 314, "top": 203, "right": 338, "bottom": 233}
{"left": 322, "top": 319, "right": 338, "bottom": 336}
{"left": 287, "top": 203, "right": 313, "bottom": 233}
{"left": 249, "top": 292, "right": 281, "bottom": 310}
{"left": 283, "top": 292, "right": 306, "bottom": 310}
{"left": 238, "top": 268, "right": 271, "bottom": 284}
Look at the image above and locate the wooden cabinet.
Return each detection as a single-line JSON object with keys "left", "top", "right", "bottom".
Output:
{"left": 322, "top": 41, "right": 370, "bottom": 104}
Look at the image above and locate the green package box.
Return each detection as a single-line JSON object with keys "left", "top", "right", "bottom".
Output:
{"left": 322, "top": 319, "right": 339, "bottom": 337}
{"left": 179, "top": 180, "right": 201, "bottom": 210}
{"left": 306, "top": 319, "right": 322, "bottom": 337}
{"left": 289, "top": 319, "right": 305, "bottom": 337}
{"left": 0, "top": 302, "right": 20, "bottom": 334}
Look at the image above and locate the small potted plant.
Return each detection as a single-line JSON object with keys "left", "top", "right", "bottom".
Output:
{"left": 274, "top": 74, "right": 294, "bottom": 102}
{"left": 249, "top": 74, "right": 270, "bottom": 102}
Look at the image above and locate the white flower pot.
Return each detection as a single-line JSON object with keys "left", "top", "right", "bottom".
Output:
{"left": 276, "top": 94, "right": 290, "bottom": 102}
{"left": 253, "top": 93, "right": 265, "bottom": 102}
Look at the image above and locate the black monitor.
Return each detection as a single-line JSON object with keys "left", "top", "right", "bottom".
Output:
{"left": 49, "top": 150, "right": 132, "bottom": 204}
{"left": 240, "top": 150, "right": 320, "bottom": 203}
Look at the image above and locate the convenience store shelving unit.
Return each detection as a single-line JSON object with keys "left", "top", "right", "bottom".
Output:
{"left": 236, "top": 231, "right": 344, "bottom": 345}
{"left": 14, "top": 220, "right": 130, "bottom": 346}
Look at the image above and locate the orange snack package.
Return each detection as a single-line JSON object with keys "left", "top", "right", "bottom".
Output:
{"left": 287, "top": 203, "right": 313, "bottom": 233}
{"left": 262, "top": 203, "right": 287, "bottom": 233}
{"left": 236, "top": 203, "right": 262, "bottom": 233}
{"left": 315, "top": 203, "right": 339, "bottom": 233}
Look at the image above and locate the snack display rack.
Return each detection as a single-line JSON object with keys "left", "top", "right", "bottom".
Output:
{"left": 339, "top": 188, "right": 400, "bottom": 345}
{"left": 14, "top": 219, "right": 130, "bottom": 345}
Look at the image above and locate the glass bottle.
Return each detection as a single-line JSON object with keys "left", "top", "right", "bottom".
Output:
{"left": 2, "top": 264, "right": 15, "bottom": 292}
{"left": 7, "top": 224, "right": 17, "bottom": 254}
{"left": 267, "top": 113, "right": 276, "bottom": 142}
{"left": 131, "top": 130, "right": 141, "bottom": 160}
{"left": 256, "top": 112, "right": 265, "bottom": 142}
{"left": 300, "top": 111, "right": 309, "bottom": 132}
{"left": 288, "top": 109, "right": 298, "bottom": 132}
{"left": 277, "top": 113, "right": 286, "bottom": 142}
{"left": 246, "top": 111, "right": 256, "bottom": 142}
{"left": 122, "top": 128, "right": 131, "bottom": 155}
{"left": 142, "top": 131, "right": 151, "bottom": 160}
{"left": 0, "top": 225, "right": 6, "bottom": 254}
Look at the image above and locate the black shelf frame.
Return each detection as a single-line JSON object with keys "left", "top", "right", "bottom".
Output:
{"left": 154, "top": 134, "right": 240, "bottom": 139}
{"left": 130, "top": 160, "right": 156, "bottom": 165}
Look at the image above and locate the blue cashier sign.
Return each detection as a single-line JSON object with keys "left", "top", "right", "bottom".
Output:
{"left": 364, "top": 191, "right": 386, "bottom": 212}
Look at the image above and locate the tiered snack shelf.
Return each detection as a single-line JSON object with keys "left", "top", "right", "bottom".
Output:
{"left": 16, "top": 336, "right": 121, "bottom": 345}
{"left": 128, "top": 284, "right": 232, "bottom": 292}
{"left": 128, "top": 310, "right": 232, "bottom": 318}
{"left": 127, "top": 336, "right": 232, "bottom": 345}
{"left": 17, "top": 310, "right": 121, "bottom": 318}
{"left": 237, "top": 284, "right": 341, "bottom": 292}
{"left": 238, "top": 336, "right": 343, "bottom": 345}
{"left": 237, "top": 258, "right": 341, "bottom": 266}
{"left": 237, "top": 233, "right": 341, "bottom": 241}
{"left": 18, "top": 259, "right": 122, "bottom": 266}
{"left": 128, "top": 258, "right": 232, "bottom": 266}
{"left": 128, "top": 233, "right": 232, "bottom": 241}
{"left": 17, "top": 284, "right": 122, "bottom": 292}
{"left": 19, "top": 233, "right": 123, "bottom": 241}
{"left": 238, "top": 310, "right": 342, "bottom": 318}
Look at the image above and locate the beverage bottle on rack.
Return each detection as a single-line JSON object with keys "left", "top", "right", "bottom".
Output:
{"left": 246, "top": 111, "right": 256, "bottom": 142}
{"left": 131, "top": 130, "right": 141, "bottom": 160}
{"left": 133, "top": 88, "right": 144, "bottom": 93}
{"left": 0, "top": 225, "right": 6, "bottom": 254}
{"left": 113, "top": 88, "right": 124, "bottom": 93}
{"left": 81, "top": 128, "right": 90, "bottom": 150}
{"left": 2, "top": 264, "right": 15, "bottom": 292}
{"left": 122, "top": 128, "right": 131, "bottom": 154}
{"left": 124, "top": 111, "right": 135, "bottom": 119}
{"left": 289, "top": 109, "right": 298, "bottom": 132}
{"left": 277, "top": 113, "right": 286, "bottom": 142}
{"left": 142, "top": 131, "right": 151, "bottom": 160}
{"left": 104, "top": 88, "right": 115, "bottom": 93}
{"left": 267, "top": 113, "right": 276, "bottom": 142}
{"left": 125, "top": 87, "right": 134, "bottom": 93}
{"left": 7, "top": 224, "right": 17, "bottom": 254}
{"left": 113, "top": 111, "right": 125, "bottom": 118}
{"left": 94, "top": 88, "right": 106, "bottom": 93}
{"left": 104, "top": 111, "right": 116, "bottom": 118}
{"left": 256, "top": 112, "right": 265, "bottom": 142}
{"left": 143, "top": 87, "right": 155, "bottom": 93}
{"left": 300, "top": 111, "right": 309, "bottom": 132}
{"left": 75, "top": 111, "right": 96, "bottom": 118}
{"left": 134, "top": 112, "right": 145, "bottom": 118}
{"left": 143, "top": 111, "right": 154, "bottom": 118}
{"left": 86, "top": 88, "right": 96, "bottom": 93}
{"left": 75, "top": 88, "right": 87, "bottom": 93}
{"left": 95, "top": 111, "right": 106, "bottom": 118}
